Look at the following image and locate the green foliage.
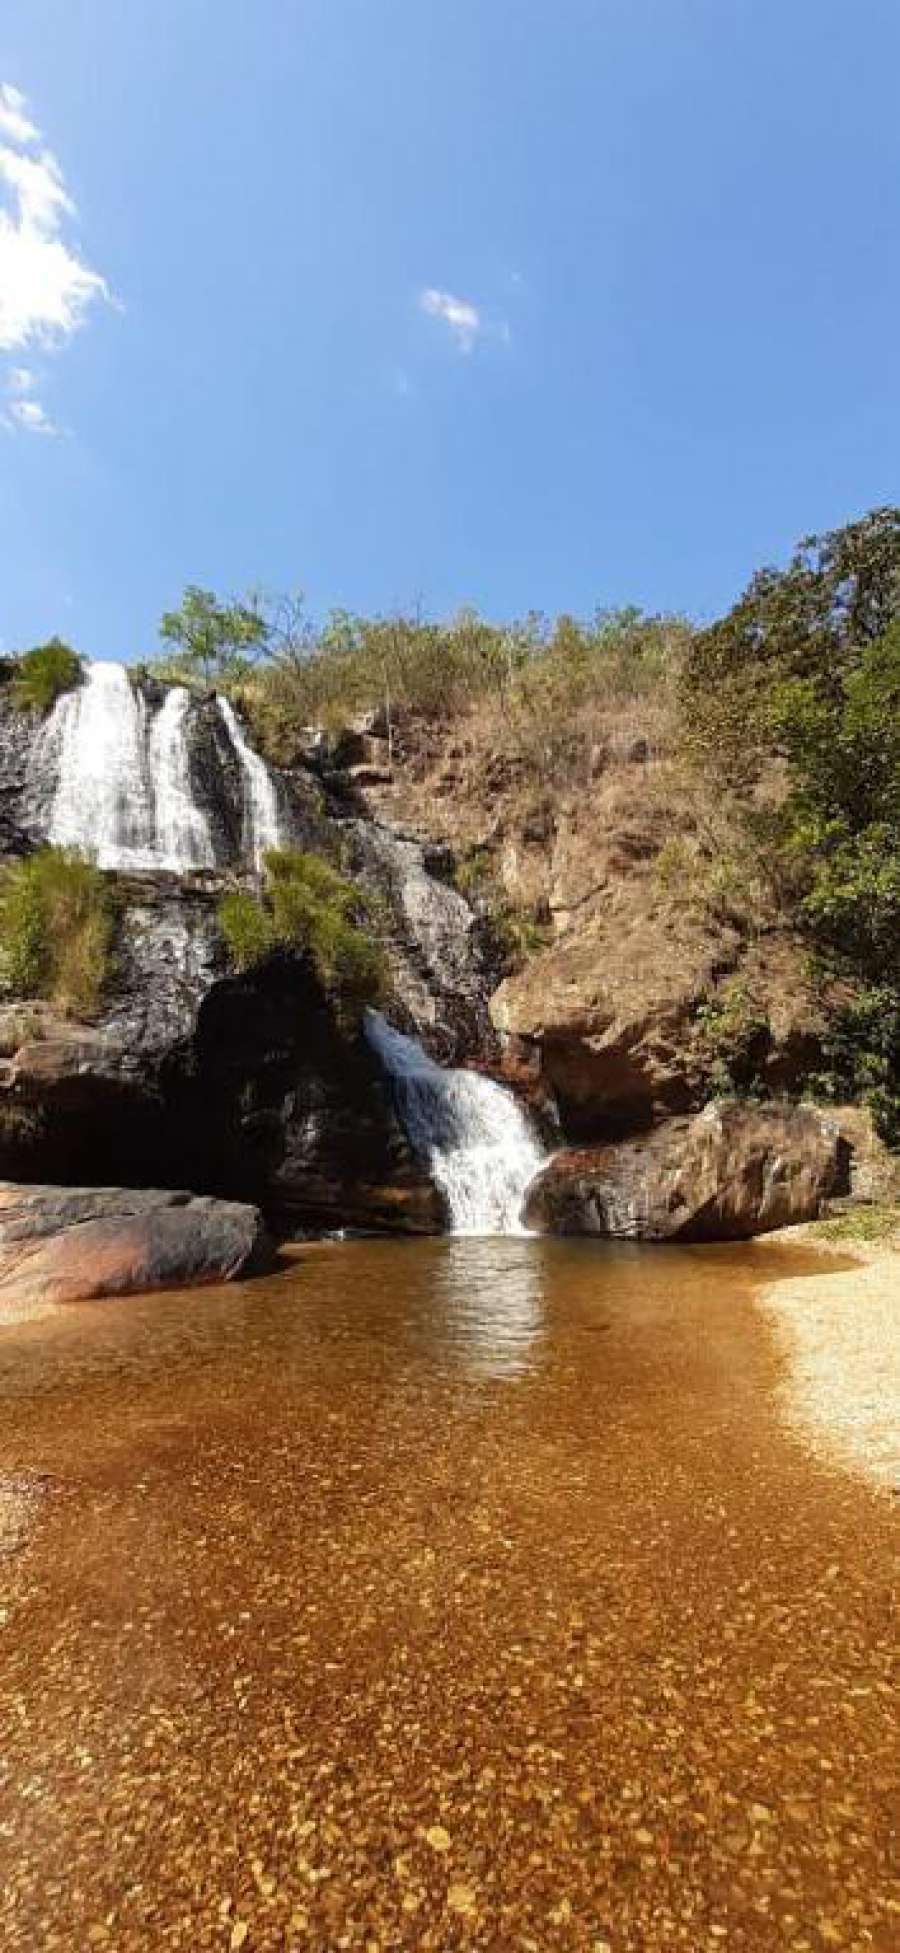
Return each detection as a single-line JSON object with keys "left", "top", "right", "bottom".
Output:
{"left": 679, "top": 511, "right": 900, "bottom": 1144}
{"left": 11, "top": 638, "right": 83, "bottom": 714}
{"left": 452, "top": 846, "right": 494, "bottom": 897}
{"left": 695, "top": 981, "right": 771, "bottom": 1097}
{"left": 488, "top": 900, "right": 553, "bottom": 972}
{"left": 217, "top": 849, "right": 386, "bottom": 1019}
{"left": 810, "top": 1202, "right": 900, "bottom": 1245}
{"left": 159, "top": 586, "right": 270, "bottom": 687}
{"left": 0, "top": 849, "right": 115, "bottom": 1018}
{"left": 217, "top": 890, "right": 280, "bottom": 972}
{"left": 803, "top": 984, "right": 900, "bottom": 1150}
{"left": 681, "top": 506, "right": 900, "bottom": 786}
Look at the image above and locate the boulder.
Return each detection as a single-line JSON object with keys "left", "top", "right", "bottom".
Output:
{"left": 523, "top": 1101, "right": 847, "bottom": 1241}
{"left": 0, "top": 1183, "right": 273, "bottom": 1311}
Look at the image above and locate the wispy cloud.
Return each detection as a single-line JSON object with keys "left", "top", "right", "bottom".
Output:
{"left": 0, "top": 83, "right": 38, "bottom": 148}
{"left": 419, "top": 287, "right": 482, "bottom": 355}
{"left": 0, "top": 79, "right": 110, "bottom": 435}
{"left": 7, "top": 395, "right": 56, "bottom": 435}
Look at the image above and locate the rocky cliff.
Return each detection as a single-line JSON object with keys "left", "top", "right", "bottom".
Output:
{"left": 0, "top": 670, "right": 890, "bottom": 1246}
{"left": 0, "top": 676, "right": 498, "bottom": 1231}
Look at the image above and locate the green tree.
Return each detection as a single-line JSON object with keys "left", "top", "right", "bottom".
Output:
{"left": 681, "top": 506, "right": 900, "bottom": 785}
{"left": 159, "top": 586, "right": 270, "bottom": 686}
{"left": 11, "top": 638, "right": 83, "bottom": 714}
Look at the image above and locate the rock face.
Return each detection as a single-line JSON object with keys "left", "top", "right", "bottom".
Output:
{"left": 524, "top": 1101, "right": 847, "bottom": 1241}
{"left": 492, "top": 912, "right": 718, "bottom": 1137}
{"left": 0, "top": 949, "right": 443, "bottom": 1236}
{"left": 0, "top": 1183, "right": 271, "bottom": 1310}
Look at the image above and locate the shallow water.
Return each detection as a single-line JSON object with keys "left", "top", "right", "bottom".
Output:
{"left": 0, "top": 1239, "right": 895, "bottom": 1950}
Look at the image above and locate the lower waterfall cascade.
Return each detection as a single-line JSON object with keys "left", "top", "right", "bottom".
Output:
{"left": 35, "top": 661, "right": 282, "bottom": 872}
{"left": 365, "top": 1011, "right": 546, "bottom": 1235}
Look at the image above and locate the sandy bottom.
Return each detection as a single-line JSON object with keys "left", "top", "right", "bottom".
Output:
{"left": 0, "top": 1471, "right": 48, "bottom": 1558}
{"left": 757, "top": 1235, "right": 899, "bottom": 1495}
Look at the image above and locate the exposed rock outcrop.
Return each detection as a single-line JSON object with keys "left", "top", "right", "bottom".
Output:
{"left": 524, "top": 1101, "right": 847, "bottom": 1241}
{"left": 0, "top": 946, "right": 443, "bottom": 1235}
{"left": 0, "top": 1182, "right": 271, "bottom": 1312}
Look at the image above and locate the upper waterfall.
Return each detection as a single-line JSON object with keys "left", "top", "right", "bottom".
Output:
{"left": 41, "top": 662, "right": 157, "bottom": 869}
{"left": 34, "top": 662, "right": 285, "bottom": 873}
{"left": 365, "top": 1011, "right": 545, "bottom": 1236}
{"left": 217, "top": 696, "right": 282, "bottom": 867}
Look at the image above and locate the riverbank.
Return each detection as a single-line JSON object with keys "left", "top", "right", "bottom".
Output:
{"left": 757, "top": 1211, "right": 899, "bottom": 1496}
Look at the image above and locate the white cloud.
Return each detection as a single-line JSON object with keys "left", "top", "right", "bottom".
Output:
{"left": 7, "top": 363, "right": 35, "bottom": 392}
{"left": 420, "top": 287, "right": 482, "bottom": 355}
{"left": 0, "top": 80, "right": 109, "bottom": 355}
{"left": 6, "top": 395, "right": 56, "bottom": 434}
{"left": 0, "top": 83, "right": 39, "bottom": 148}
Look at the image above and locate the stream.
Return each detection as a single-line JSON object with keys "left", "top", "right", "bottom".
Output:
{"left": 0, "top": 1237, "right": 894, "bottom": 1950}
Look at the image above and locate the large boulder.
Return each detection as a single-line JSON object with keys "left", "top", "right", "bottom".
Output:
{"left": 0, "top": 1183, "right": 272, "bottom": 1312}
{"left": 523, "top": 1100, "right": 847, "bottom": 1241}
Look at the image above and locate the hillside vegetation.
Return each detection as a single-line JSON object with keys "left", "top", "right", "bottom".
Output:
{"left": 10, "top": 507, "right": 897, "bottom": 1138}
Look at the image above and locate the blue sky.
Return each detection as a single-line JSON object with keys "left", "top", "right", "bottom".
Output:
{"left": 1, "top": 0, "right": 898, "bottom": 661}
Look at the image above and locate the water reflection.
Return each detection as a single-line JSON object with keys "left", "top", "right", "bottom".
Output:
{"left": 427, "top": 1237, "right": 546, "bottom": 1380}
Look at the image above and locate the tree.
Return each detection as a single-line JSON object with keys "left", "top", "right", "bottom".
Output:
{"left": 159, "top": 586, "right": 270, "bottom": 686}
{"left": 681, "top": 507, "right": 900, "bottom": 786}
{"left": 11, "top": 638, "right": 83, "bottom": 713}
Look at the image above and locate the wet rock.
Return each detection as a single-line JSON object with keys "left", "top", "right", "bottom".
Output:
{"left": 0, "top": 1182, "right": 272, "bottom": 1309}
{"left": 524, "top": 1100, "right": 847, "bottom": 1240}
{"left": 0, "top": 954, "right": 442, "bottom": 1236}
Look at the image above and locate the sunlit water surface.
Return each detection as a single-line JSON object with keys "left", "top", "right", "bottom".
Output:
{"left": 0, "top": 1238, "right": 895, "bottom": 1952}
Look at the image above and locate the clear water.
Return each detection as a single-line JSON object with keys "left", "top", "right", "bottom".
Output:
{"left": 365, "top": 1010, "right": 546, "bottom": 1235}
{"left": 0, "top": 1238, "right": 889, "bottom": 1948}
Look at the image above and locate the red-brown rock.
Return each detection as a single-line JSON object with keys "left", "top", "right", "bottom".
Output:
{"left": 0, "top": 1183, "right": 272, "bottom": 1312}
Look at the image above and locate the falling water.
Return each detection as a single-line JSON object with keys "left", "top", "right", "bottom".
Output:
{"left": 43, "top": 662, "right": 157, "bottom": 868}
{"left": 217, "top": 696, "right": 281, "bottom": 868}
{"left": 365, "top": 1011, "right": 545, "bottom": 1235}
{"left": 147, "top": 687, "right": 216, "bottom": 870}
{"left": 40, "top": 662, "right": 215, "bottom": 871}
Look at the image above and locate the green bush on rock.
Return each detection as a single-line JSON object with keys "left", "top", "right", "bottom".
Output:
{"left": 11, "top": 638, "right": 83, "bottom": 714}
{"left": 218, "top": 849, "right": 386, "bottom": 1019}
{"left": 0, "top": 849, "right": 115, "bottom": 1018}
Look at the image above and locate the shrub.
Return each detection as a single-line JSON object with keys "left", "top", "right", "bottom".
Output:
{"left": 218, "top": 890, "right": 279, "bottom": 971}
{"left": 11, "top": 638, "right": 83, "bottom": 714}
{"left": 217, "top": 849, "right": 386, "bottom": 1020}
{"left": 0, "top": 849, "right": 115, "bottom": 1017}
{"left": 695, "top": 981, "right": 771, "bottom": 1097}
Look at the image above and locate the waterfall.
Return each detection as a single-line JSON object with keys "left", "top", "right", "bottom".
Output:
{"left": 365, "top": 1011, "right": 545, "bottom": 1236}
{"left": 43, "top": 662, "right": 157, "bottom": 868}
{"left": 217, "top": 696, "right": 281, "bottom": 868}
{"left": 40, "top": 662, "right": 214, "bottom": 871}
{"left": 147, "top": 688, "right": 216, "bottom": 871}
